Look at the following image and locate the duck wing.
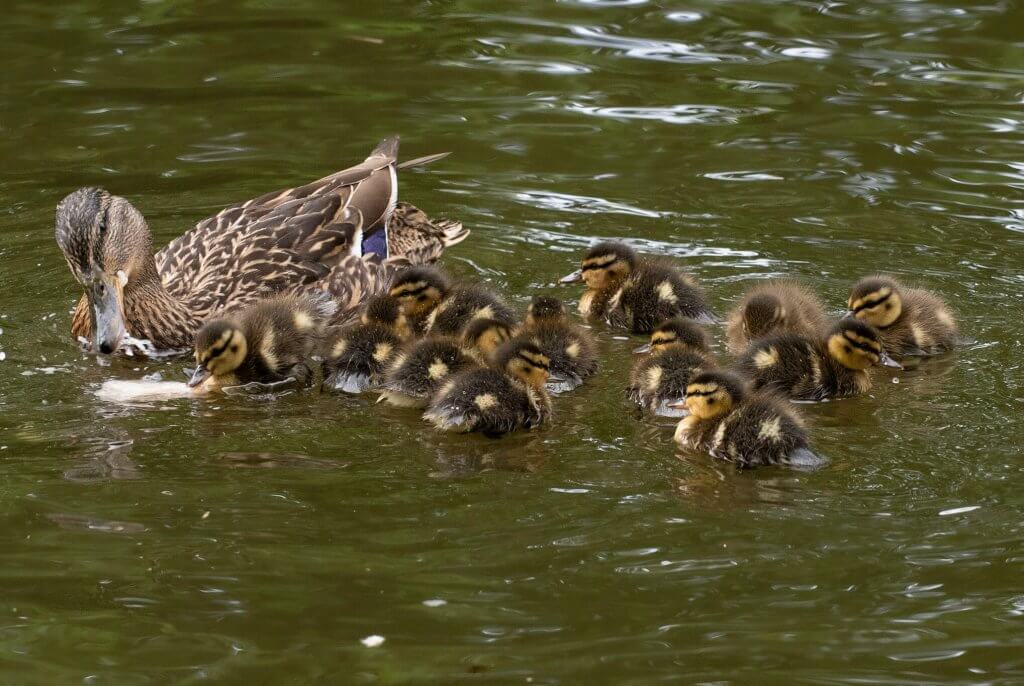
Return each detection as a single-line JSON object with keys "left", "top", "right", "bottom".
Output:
{"left": 154, "top": 137, "right": 402, "bottom": 314}
{"left": 311, "top": 253, "right": 413, "bottom": 326}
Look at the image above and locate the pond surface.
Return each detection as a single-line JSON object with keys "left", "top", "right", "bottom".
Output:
{"left": 2, "top": 0, "right": 1024, "bottom": 682}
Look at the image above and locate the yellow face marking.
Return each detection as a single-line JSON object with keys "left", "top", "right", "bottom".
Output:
{"left": 656, "top": 280, "right": 677, "bottom": 303}
{"left": 758, "top": 416, "right": 783, "bottom": 442}
{"left": 474, "top": 393, "right": 498, "bottom": 411}
{"left": 828, "top": 333, "right": 876, "bottom": 370}
{"left": 753, "top": 347, "right": 779, "bottom": 369}
{"left": 428, "top": 359, "right": 449, "bottom": 380}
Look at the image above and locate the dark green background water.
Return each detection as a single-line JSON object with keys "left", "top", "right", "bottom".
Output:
{"left": 2, "top": 0, "right": 1023, "bottom": 683}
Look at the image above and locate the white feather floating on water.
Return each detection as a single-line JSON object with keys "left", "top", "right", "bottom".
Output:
{"left": 95, "top": 379, "right": 193, "bottom": 403}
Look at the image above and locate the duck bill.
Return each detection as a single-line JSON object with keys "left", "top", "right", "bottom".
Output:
{"left": 187, "top": 365, "right": 212, "bottom": 388}
{"left": 559, "top": 269, "right": 582, "bottom": 284}
{"left": 879, "top": 352, "right": 903, "bottom": 369}
{"left": 88, "top": 272, "right": 126, "bottom": 355}
{"left": 666, "top": 399, "right": 691, "bottom": 416}
{"left": 633, "top": 342, "right": 652, "bottom": 354}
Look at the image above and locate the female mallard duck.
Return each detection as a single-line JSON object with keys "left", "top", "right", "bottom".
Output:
{"left": 848, "top": 275, "right": 958, "bottom": 357}
{"left": 519, "top": 295, "right": 598, "bottom": 392}
{"left": 56, "top": 137, "right": 466, "bottom": 355}
{"left": 671, "top": 370, "right": 822, "bottom": 469}
{"left": 376, "top": 319, "right": 513, "bottom": 409}
{"left": 735, "top": 317, "right": 901, "bottom": 401}
{"left": 561, "top": 241, "right": 715, "bottom": 333}
{"left": 188, "top": 293, "right": 334, "bottom": 394}
{"left": 725, "top": 280, "right": 828, "bottom": 355}
{"left": 628, "top": 317, "right": 715, "bottom": 416}
{"left": 424, "top": 338, "right": 552, "bottom": 436}
{"left": 322, "top": 294, "right": 412, "bottom": 394}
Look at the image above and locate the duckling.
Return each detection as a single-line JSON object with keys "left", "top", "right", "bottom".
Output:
{"left": 388, "top": 265, "right": 450, "bottom": 335}
{"left": 561, "top": 241, "right": 714, "bottom": 333}
{"left": 725, "top": 280, "right": 828, "bottom": 355}
{"left": 425, "top": 282, "right": 517, "bottom": 337}
{"left": 848, "top": 275, "right": 958, "bottom": 356}
{"left": 520, "top": 295, "right": 598, "bottom": 392}
{"left": 322, "top": 294, "right": 411, "bottom": 394}
{"left": 424, "top": 338, "right": 552, "bottom": 436}
{"left": 671, "top": 370, "right": 822, "bottom": 469}
{"left": 188, "top": 293, "right": 334, "bottom": 393}
{"left": 735, "top": 317, "right": 901, "bottom": 401}
{"left": 628, "top": 317, "right": 715, "bottom": 416}
{"left": 376, "top": 319, "right": 513, "bottom": 408}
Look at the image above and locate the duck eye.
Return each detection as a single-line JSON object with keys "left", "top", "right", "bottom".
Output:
{"left": 230, "top": 345, "right": 239, "bottom": 353}
{"left": 707, "top": 398, "right": 716, "bottom": 405}
{"left": 844, "top": 345, "right": 853, "bottom": 354}
{"left": 884, "top": 303, "right": 892, "bottom": 310}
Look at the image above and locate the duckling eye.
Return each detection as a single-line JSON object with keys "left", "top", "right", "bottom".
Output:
{"left": 230, "top": 345, "right": 239, "bottom": 353}
{"left": 844, "top": 345, "right": 853, "bottom": 354}
{"left": 884, "top": 303, "right": 892, "bottom": 310}
{"left": 707, "top": 398, "right": 716, "bottom": 405}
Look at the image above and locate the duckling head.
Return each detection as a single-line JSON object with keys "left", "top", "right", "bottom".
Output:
{"left": 561, "top": 241, "right": 637, "bottom": 291}
{"left": 826, "top": 317, "right": 901, "bottom": 370}
{"left": 55, "top": 187, "right": 156, "bottom": 354}
{"left": 189, "top": 319, "right": 248, "bottom": 388}
{"left": 635, "top": 317, "right": 710, "bottom": 354}
{"left": 496, "top": 339, "right": 551, "bottom": 389}
{"left": 680, "top": 370, "right": 746, "bottom": 420}
{"left": 361, "top": 294, "right": 412, "bottom": 340}
{"left": 525, "top": 295, "right": 567, "bottom": 327}
{"left": 848, "top": 276, "right": 902, "bottom": 329}
{"left": 388, "top": 266, "right": 450, "bottom": 322}
{"left": 742, "top": 292, "right": 788, "bottom": 339}
{"left": 463, "top": 318, "right": 513, "bottom": 358}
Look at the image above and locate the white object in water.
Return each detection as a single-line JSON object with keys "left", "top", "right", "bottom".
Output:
{"left": 96, "top": 379, "right": 193, "bottom": 403}
{"left": 360, "top": 635, "right": 386, "bottom": 648}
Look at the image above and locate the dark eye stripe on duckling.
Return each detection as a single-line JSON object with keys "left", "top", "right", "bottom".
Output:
{"left": 842, "top": 331, "right": 881, "bottom": 353}
{"left": 581, "top": 257, "right": 618, "bottom": 272}
{"left": 391, "top": 282, "right": 429, "bottom": 298}
{"left": 686, "top": 385, "right": 719, "bottom": 397}
{"left": 518, "top": 353, "right": 550, "bottom": 370}
{"left": 851, "top": 290, "right": 892, "bottom": 313}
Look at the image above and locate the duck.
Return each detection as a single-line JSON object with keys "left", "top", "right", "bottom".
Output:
{"left": 628, "top": 317, "right": 715, "bottom": 416}
{"left": 387, "top": 265, "right": 451, "bottom": 335}
{"left": 725, "top": 280, "right": 828, "bottom": 355}
{"left": 424, "top": 337, "right": 553, "bottom": 437}
{"left": 848, "top": 275, "right": 958, "bottom": 356}
{"left": 519, "top": 295, "right": 598, "bottom": 392}
{"left": 735, "top": 317, "right": 901, "bottom": 401}
{"left": 671, "top": 369, "right": 823, "bottom": 469}
{"left": 56, "top": 136, "right": 466, "bottom": 355}
{"left": 187, "top": 293, "right": 335, "bottom": 393}
{"left": 376, "top": 319, "right": 513, "bottom": 408}
{"left": 425, "top": 282, "right": 517, "bottom": 337}
{"left": 322, "top": 294, "right": 411, "bottom": 394}
{"left": 561, "top": 241, "right": 715, "bottom": 333}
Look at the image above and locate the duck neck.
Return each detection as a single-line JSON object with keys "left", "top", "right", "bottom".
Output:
{"left": 123, "top": 258, "right": 199, "bottom": 349}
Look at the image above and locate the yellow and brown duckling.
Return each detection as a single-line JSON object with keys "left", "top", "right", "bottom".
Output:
{"left": 388, "top": 265, "right": 451, "bottom": 336}
{"left": 561, "top": 241, "right": 715, "bottom": 333}
{"left": 725, "top": 280, "right": 828, "bottom": 355}
{"left": 425, "top": 282, "right": 517, "bottom": 337}
{"left": 376, "top": 318, "right": 513, "bottom": 409}
{"left": 188, "top": 293, "right": 334, "bottom": 393}
{"left": 423, "top": 338, "right": 552, "bottom": 437}
{"left": 671, "top": 370, "right": 823, "bottom": 469}
{"left": 520, "top": 295, "right": 598, "bottom": 393}
{"left": 735, "top": 317, "right": 901, "bottom": 401}
{"left": 848, "top": 275, "right": 958, "bottom": 357}
{"left": 628, "top": 317, "right": 715, "bottom": 417}
{"left": 322, "top": 294, "right": 411, "bottom": 394}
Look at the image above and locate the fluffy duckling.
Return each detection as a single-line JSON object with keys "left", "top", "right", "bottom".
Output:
{"left": 425, "top": 282, "right": 517, "bottom": 337}
{"left": 188, "top": 293, "right": 334, "bottom": 393}
{"left": 376, "top": 319, "right": 513, "bottom": 408}
{"left": 628, "top": 317, "right": 715, "bottom": 417}
{"left": 848, "top": 275, "right": 958, "bottom": 356}
{"left": 424, "top": 338, "right": 552, "bottom": 437}
{"left": 520, "top": 295, "right": 598, "bottom": 392}
{"left": 322, "top": 294, "right": 411, "bottom": 394}
{"left": 388, "top": 266, "right": 451, "bottom": 335}
{"left": 736, "top": 317, "right": 901, "bottom": 401}
{"left": 671, "top": 370, "right": 822, "bottom": 469}
{"left": 562, "top": 241, "right": 714, "bottom": 333}
{"left": 725, "top": 280, "right": 828, "bottom": 355}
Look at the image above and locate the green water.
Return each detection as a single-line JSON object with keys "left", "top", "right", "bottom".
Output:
{"left": 2, "top": 0, "right": 1024, "bottom": 682}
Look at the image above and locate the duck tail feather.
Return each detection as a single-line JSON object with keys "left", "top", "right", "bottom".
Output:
{"left": 369, "top": 136, "right": 401, "bottom": 163}
{"left": 397, "top": 151, "right": 450, "bottom": 170}
{"left": 437, "top": 220, "right": 469, "bottom": 247}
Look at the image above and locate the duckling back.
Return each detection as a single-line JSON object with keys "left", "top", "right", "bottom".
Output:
{"left": 520, "top": 321, "right": 598, "bottom": 393}
{"left": 884, "top": 287, "right": 958, "bottom": 356}
{"left": 725, "top": 280, "right": 827, "bottom": 355}
{"left": 323, "top": 323, "right": 403, "bottom": 394}
{"left": 234, "top": 293, "right": 334, "bottom": 385}
{"left": 378, "top": 337, "right": 477, "bottom": 408}
{"left": 736, "top": 332, "right": 865, "bottom": 401}
{"left": 608, "top": 263, "right": 714, "bottom": 333}
{"left": 628, "top": 347, "right": 711, "bottom": 416}
{"left": 424, "top": 368, "right": 549, "bottom": 436}
{"left": 426, "top": 284, "right": 516, "bottom": 336}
